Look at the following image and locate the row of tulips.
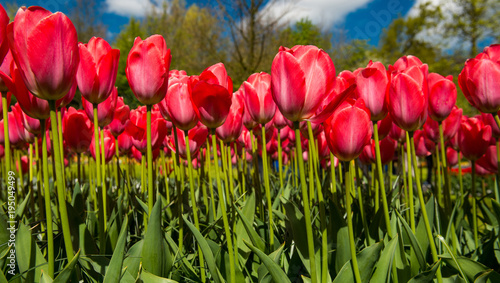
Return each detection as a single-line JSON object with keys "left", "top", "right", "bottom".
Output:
{"left": 2, "top": 3, "right": 500, "bottom": 283}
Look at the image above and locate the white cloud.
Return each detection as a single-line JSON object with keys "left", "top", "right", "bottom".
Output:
{"left": 262, "top": 0, "right": 373, "bottom": 30}
{"left": 105, "top": 0, "right": 166, "bottom": 17}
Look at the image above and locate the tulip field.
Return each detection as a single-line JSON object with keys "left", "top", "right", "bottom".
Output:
{"left": 3, "top": 3, "right": 500, "bottom": 283}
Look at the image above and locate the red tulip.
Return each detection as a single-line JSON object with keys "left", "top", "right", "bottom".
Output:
{"left": 216, "top": 93, "right": 244, "bottom": 143}
{"left": 16, "top": 155, "right": 29, "bottom": 174}
{"left": 191, "top": 63, "right": 233, "bottom": 129}
{"left": 63, "top": 107, "right": 93, "bottom": 154}
{"left": 423, "top": 118, "right": 439, "bottom": 143}
{"left": 117, "top": 131, "right": 133, "bottom": 155}
{"left": 126, "top": 35, "right": 171, "bottom": 105}
{"left": 446, "top": 147, "right": 459, "bottom": 167}
{"left": 390, "top": 55, "right": 424, "bottom": 72}
{"left": 414, "top": 130, "right": 435, "bottom": 157}
{"left": 272, "top": 108, "right": 289, "bottom": 130}
{"left": 11, "top": 103, "right": 34, "bottom": 145}
{"left": 107, "top": 96, "right": 130, "bottom": 137}
{"left": 8, "top": 65, "right": 49, "bottom": 119}
{"left": 243, "top": 102, "right": 258, "bottom": 130}
{"left": 7, "top": 6, "right": 79, "bottom": 101}
{"left": 376, "top": 114, "right": 392, "bottom": 140}
{"left": 324, "top": 98, "right": 372, "bottom": 161}
{"left": 428, "top": 73, "right": 456, "bottom": 122}
{"left": 0, "top": 4, "right": 9, "bottom": 64}
{"left": 458, "top": 117, "right": 491, "bottom": 160}
{"left": 442, "top": 106, "right": 463, "bottom": 141}
{"left": 126, "top": 106, "right": 168, "bottom": 152}
{"left": 480, "top": 113, "right": 500, "bottom": 138}
{"left": 158, "top": 74, "right": 198, "bottom": 130}
{"left": 0, "top": 51, "right": 13, "bottom": 92}
{"left": 242, "top": 72, "right": 276, "bottom": 124}
{"left": 356, "top": 61, "right": 389, "bottom": 121}
{"left": 76, "top": 37, "right": 120, "bottom": 104}
{"left": 82, "top": 87, "right": 118, "bottom": 127}
{"left": 459, "top": 44, "right": 500, "bottom": 114}
{"left": 21, "top": 110, "right": 41, "bottom": 135}
{"left": 168, "top": 123, "right": 209, "bottom": 159}
{"left": 90, "top": 129, "right": 115, "bottom": 163}
{"left": 387, "top": 58, "right": 428, "bottom": 132}
{"left": 389, "top": 120, "right": 406, "bottom": 143}
{"left": 476, "top": 145, "right": 498, "bottom": 173}
{"left": 271, "top": 45, "right": 342, "bottom": 122}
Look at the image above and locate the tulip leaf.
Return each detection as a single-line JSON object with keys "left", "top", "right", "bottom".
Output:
{"left": 138, "top": 269, "right": 179, "bottom": 283}
{"left": 15, "top": 191, "right": 30, "bottom": 220}
{"left": 39, "top": 271, "right": 53, "bottom": 283}
{"left": 235, "top": 192, "right": 257, "bottom": 257}
{"left": 142, "top": 198, "right": 172, "bottom": 277}
{"left": 370, "top": 235, "right": 398, "bottom": 283}
{"left": 244, "top": 239, "right": 291, "bottom": 283}
{"left": 123, "top": 240, "right": 144, "bottom": 278}
{"left": 333, "top": 241, "right": 383, "bottom": 283}
{"left": 408, "top": 260, "right": 441, "bottom": 283}
{"left": 16, "top": 222, "right": 47, "bottom": 283}
{"left": 103, "top": 215, "right": 129, "bottom": 283}
{"left": 234, "top": 202, "right": 265, "bottom": 252}
{"left": 257, "top": 242, "right": 285, "bottom": 283}
{"left": 440, "top": 254, "right": 495, "bottom": 283}
{"left": 396, "top": 210, "right": 426, "bottom": 269}
{"left": 473, "top": 270, "right": 500, "bottom": 283}
{"left": 182, "top": 215, "right": 223, "bottom": 283}
{"left": 53, "top": 250, "right": 81, "bottom": 283}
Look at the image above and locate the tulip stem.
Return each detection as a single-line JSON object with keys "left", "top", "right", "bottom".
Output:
{"left": 277, "top": 129, "right": 284, "bottom": 189}
{"left": 146, "top": 105, "right": 154, "bottom": 219}
{"left": 373, "top": 122, "right": 392, "bottom": 238}
{"left": 406, "top": 132, "right": 416, "bottom": 233}
{"left": 495, "top": 140, "right": 500, "bottom": 204}
{"left": 115, "top": 137, "right": 120, "bottom": 193}
{"left": 401, "top": 146, "right": 409, "bottom": 222}
{"left": 40, "top": 120, "right": 54, "bottom": 277}
{"left": 160, "top": 150, "right": 170, "bottom": 204}
{"left": 410, "top": 133, "right": 442, "bottom": 283}
{"left": 49, "top": 100, "right": 74, "bottom": 258}
{"left": 345, "top": 161, "right": 362, "bottom": 283}
{"left": 57, "top": 110, "right": 65, "bottom": 183}
{"left": 2, "top": 95, "right": 10, "bottom": 174}
{"left": 93, "top": 105, "right": 102, "bottom": 186}
{"left": 471, "top": 160, "right": 478, "bottom": 248}
{"left": 330, "top": 153, "right": 337, "bottom": 201}
{"left": 77, "top": 153, "right": 81, "bottom": 185}
{"left": 100, "top": 129, "right": 108, "bottom": 227}
{"left": 261, "top": 125, "right": 274, "bottom": 248}
{"left": 184, "top": 131, "right": 205, "bottom": 282}
{"left": 211, "top": 131, "right": 235, "bottom": 283}
{"left": 458, "top": 151, "right": 464, "bottom": 205}
{"left": 173, "top": 125, "right": 184, "bottom": 252}
{"left": 206, "top": 140, "right": 216, "bottom": 218}
{"left": 439, "top": 123, "right": 452, "bottom": 213}
{"left": 294, "top": 122, "right": 317, "bottom": 283}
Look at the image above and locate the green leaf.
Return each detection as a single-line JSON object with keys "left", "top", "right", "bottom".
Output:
{"left": 15, "top": 191, "right": 30, "bottom": 220}
{"left": 370, "top": 235, "right": 399, "bottom": 283}
{"left": 39, "top": 271, "right": 53, "bottom": 283}
{"left": 142, "top": 198, "right": 172, "bottom": 277}
{"left": 104, "top": 215, "right": 129, "bottom": 283}
{"left": 473, "top": 270, "right": 500, "bottom": 283}
{"left": 396, "top": 210, "right": 426, "bottom": 269}
{"left": 234, "top": 204, "right": 265, "bottom": 252}
{"left": 440, "top": 255, "right": 499, "bottom": 283}
{"left": 123, "top": 240, "right": 144, "bottom": 278}
{"left": 15, "top": 223, "right": 47, "bottom": 282}
{"left": 182, "top": 215, "right": 223, "bottom": 283}
{"left": 244, "top": 240, "right": 291, "bottom": 283}
{"left": 138, "top": 269, "right": 178, "bottom": 282}
{"left": 53, "top": 250, "right": 81, "bottom": 283}
{"left": 258, "top": 243, "right": 285, "bottom": 283}
{"left": 408, "top": 260, "right": 441, "bottom": 283}
{"left": 333, "top": 241, "right": 383, "bottom": 283}
{"left": 235, "top": 192, "right": 257, "bottom": 257}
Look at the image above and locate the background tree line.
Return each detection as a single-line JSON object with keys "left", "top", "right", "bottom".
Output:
{"left": 5, "top": 0, "right": 500, "bottom": 114}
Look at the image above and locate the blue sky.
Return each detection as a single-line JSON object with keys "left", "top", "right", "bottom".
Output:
{"left": 4, "top": 0, "right": 418, "bottom": 45}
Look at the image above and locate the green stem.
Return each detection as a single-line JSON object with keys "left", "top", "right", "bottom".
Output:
{"left": 185, "top": 131, "right": 205, "bottom": 282}
{"left": 206, "top": 141, "right": 216, "bottom": 219}
{"left": 160, "top": 150, "right": 170, "bottom": 204}
{"left": 261, "top": 125, "right": 274, "bottom": 248}
{"left": 277, "top": 129, "right": 283, "bottom": 189}
{"left": 173, "top": 125, "right": 184, "bottom": 252}
{"left": 114, "top": 137, "right": 120, "bottom": 192}
{"left": 354, "top": 160, "right": 370, "bottom": 245}
{"left": 2, "top": 95, "right": 10, "bottom": 173}
{"left": 346, "top": 161, "right": 362, "bottom": 283}
{"left": 294, "top": 122, "right": 317, "bottom": 283}
{"left": 100, "top": 128, "right": 107, "bottom": 227}
{"left": 49, "top": 100, "right": 74, "bottom": 257}
{"left": 330, "top": 153, "right": 337, "bottom": 201}
{"left": 146, "top": 105, "right": 154, "bottom": 217}
{"left": 436, "top": 150, "right": 442, "bottom": 206}
{"left": 406, "top": 132, "right": 416, "bottom": 233}
{"left": 57, "top": 110, "right": 65, "bottom": 183}
{"left": 439, "top": 123, "right": 451, "bottom": 212}
{"left": 458, "top": 152, "right": 464, "bottom": 205}
{"left": 93, "top": 105, "right": 102, "bottom": 186}
{"left": 373, "top": 122, "right": 392, "bottom": 238}
{"left": 472, "top": 160, "right": 478, "bottom": 248}
{"left": 410, "top": 133, "right": 442, "bottom": 283}
{"left": 212, "top": 131, "right": 235, "bottom": 282}
{"left": 496, "top": 141, "right": 500, "bottom": 203}
{"left": 40, "top": 120, "right": 54, "bottom": 277}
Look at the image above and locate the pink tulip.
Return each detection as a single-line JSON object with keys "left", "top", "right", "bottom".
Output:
{"left": 117, "top": 131, "right": 133, "bottom": 155}
{"left": 126, "top": 106, "right": 168, "bottom": 152}
{"left": 158, "top": 74, "right": 198, "bottom": 130}
{"left": 442, "top": 106, "right": 463, "bottom": 141}
{"left": 458, "top": 117, "right": 492, "bottom": 160}
{"left": 271, "top": 45, "right": 343, "bottom": 122}
{"left": 428, "top": 73, "right": 456, "bottom": 122}
{"left": 82, "top": 87, "right": 118, "bottom": 127}
{"left": 76, "top": 37, "right": 120, "bottom": 104}
{"left": 459, "top": 44, "right": 500, "bottom": 114}
{"left": 90, "top": 129, "right": 116, "bottom": 163}
{"left": 7, "top": 6, "right": 79, "bottom": 101}
{"left": 476, "top": 145, "right": 497, "bottom": 173}
{"left": 242, "top": 72, "right": 276, "bottom": 124}
{"left": 356, "top": 61, "right": 389, "bottom": 121}
{"left": 63, "top": 107, "right": 93, "bottom": 154}
{"left": 107, "top": 96, "right": 130, "bottom": 137}
{"left": 446, "top": 147, "right": 459, "bottom": 167}
{"left": 0, "top": 4, "right": 9, "bottom": 64}
{"left": 168, "top": 123, "right": 209, "bottom": 159}
{"left": 324, "top": 98, "right": 372, "bottom": 161}
{"left": 126, "top": 35, "right": 171, "bottom": 105}
{"left": 414, "top": 130, "right": 434, "bottom": 157}
{"left": 216, "top": 93, "right": 244, "bottom": 143}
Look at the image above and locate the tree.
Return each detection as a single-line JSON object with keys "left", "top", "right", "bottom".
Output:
{"left": 68, "top": 0, "right": 107, "bottom": 42}
{"left": 280, "top": 18, "right": 332, "bottom": 50}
